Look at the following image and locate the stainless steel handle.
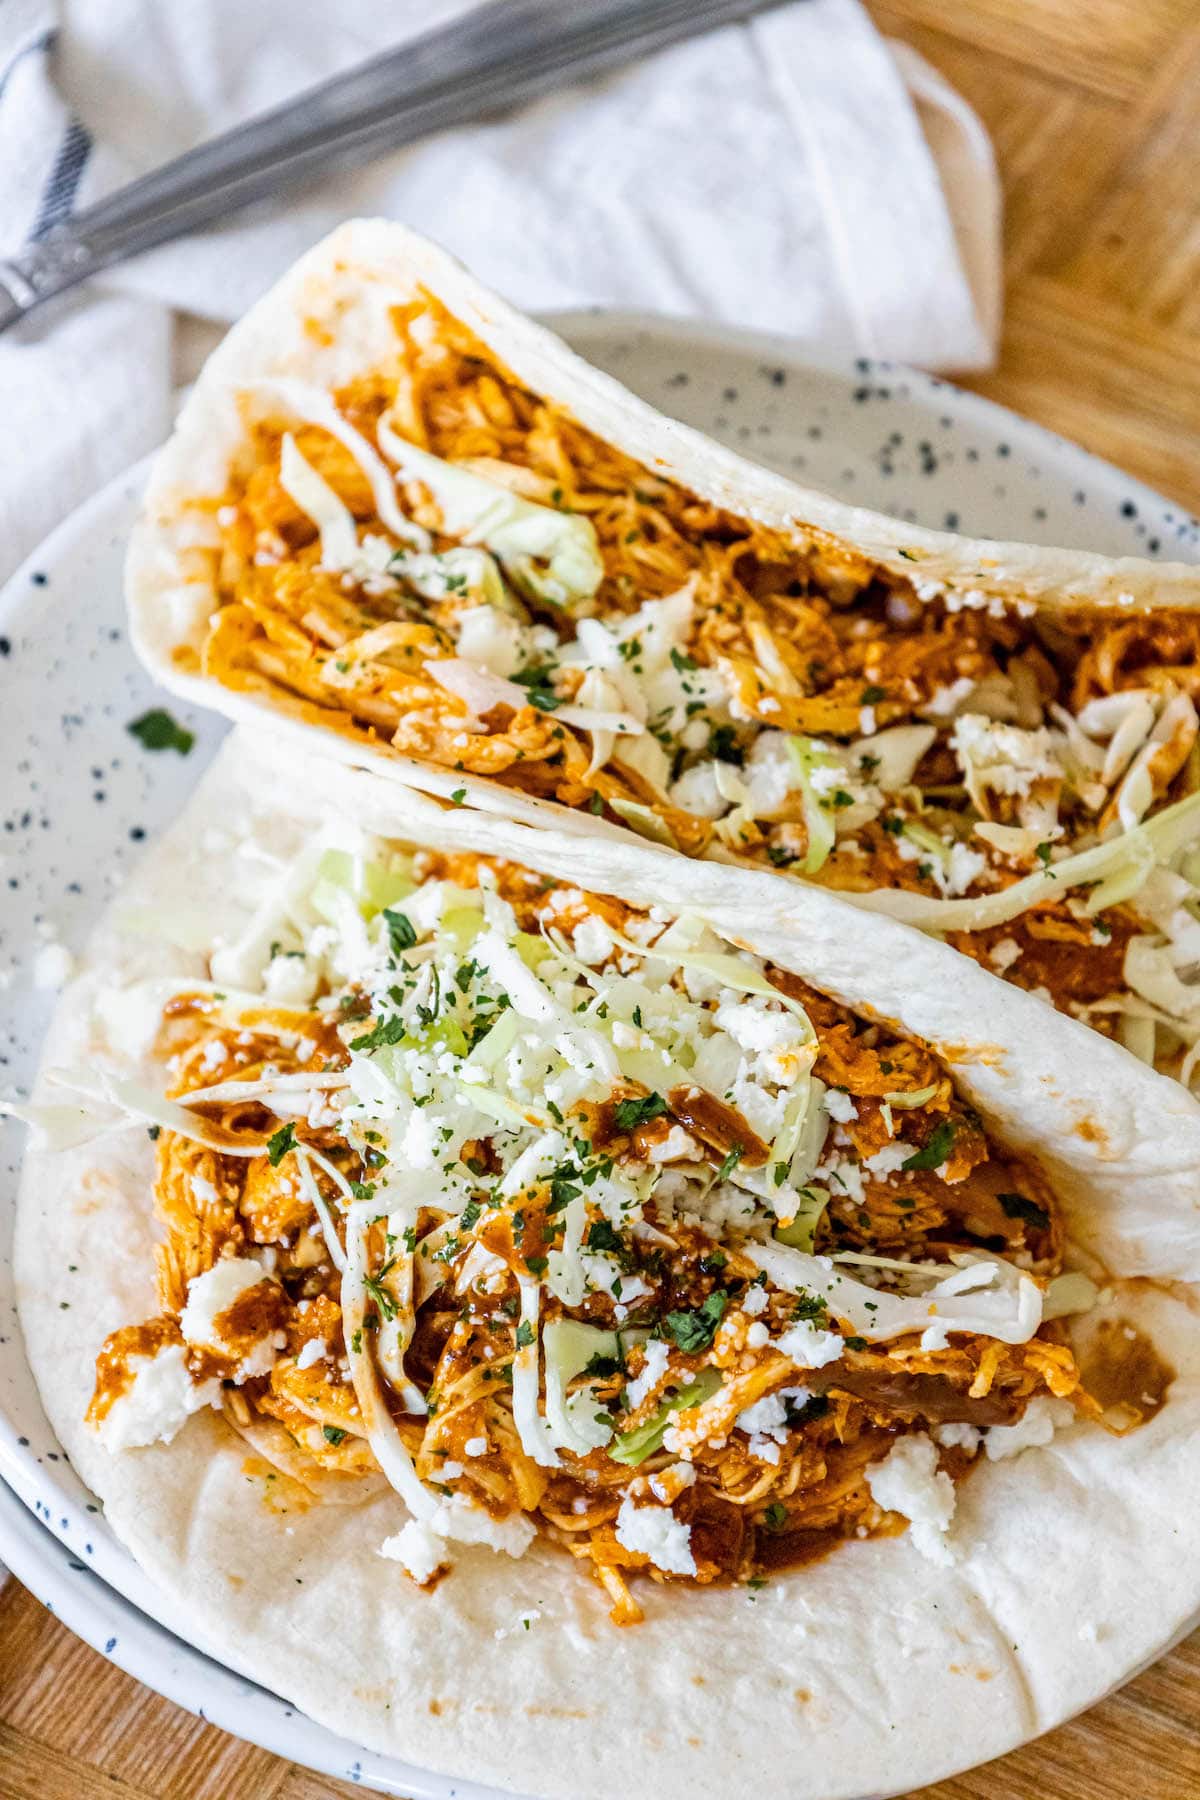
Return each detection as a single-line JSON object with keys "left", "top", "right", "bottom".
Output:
{"left": 0, "top": 0, "right": 792, "bottom": 333}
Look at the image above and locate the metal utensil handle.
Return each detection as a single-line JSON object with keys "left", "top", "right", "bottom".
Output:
{"left": 0, "top": 0, "right": 788, "bottom": 331}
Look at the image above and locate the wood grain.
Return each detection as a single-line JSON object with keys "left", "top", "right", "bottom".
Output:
{"left": 3, "top": 3, "right": 1200, "bottom": 1795}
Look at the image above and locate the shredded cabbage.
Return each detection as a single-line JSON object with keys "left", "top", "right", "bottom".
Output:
{"left": 375, "top": 412, "right": 603, "bottom": 612}
{"left": 609, "top": 1367, "right": 723, "bottom": 1466}
{"left": 342, "top": 1201, "right": 439, "bottom": 1520}
{"left": 846, "top": 790, "right": 1200, "bottom": 932}
{"left": 608, "top": 796, "right": 681, "bottom": 849}
{"left": 786, "top": 737, "right": 840, "bottom": 874}
{"left": 246, "top": 378, "right": 430, "bottom": 550}
{"left": 773, "top": 1185, "right": 831, "bottom": 1251}
{"left": 278, "top": 434, "right": 359, "bottom": 571}
{"left": 511, "top": 1279, "right": 561, "bottom": 1468}
{"left": 744, "top": 1241, "right": 1042, "bottom": 1345}
{"left": 542, "top": 1319, "right": 618, "bottom": 1454}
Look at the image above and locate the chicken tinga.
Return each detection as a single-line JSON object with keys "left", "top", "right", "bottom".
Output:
{"left": 78, "top": 832, "right": 1102, "bottom": 1622}
{"left": 136, "top": 242, "right": 1200, "bottom": 1094}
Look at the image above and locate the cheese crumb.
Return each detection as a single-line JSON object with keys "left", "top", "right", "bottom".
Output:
{"left": 866, "top": 1432, "right": 956, "bottom": 1564}
{"left": 984, "top": 1395, "right": 1074, "bottom": 1461}
{"left": 180, "top": 1256, "right": 278, "bottom": 1380}
{"left": 96, "top": 1345, "right": 219, "bottom": 1452}
{"left": 775, "top": 1320, "right": 843, "bottom": 1369}
{"left": 615, "top": 1497, "right": 696, "bottom": 1575}
{"left": 380, "top": 1519, "right": 447, "bottom": 1586}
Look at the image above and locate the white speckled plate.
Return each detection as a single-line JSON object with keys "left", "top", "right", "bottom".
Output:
{"left": 0, "top": 314, "right": 1197, "bottom": 1798}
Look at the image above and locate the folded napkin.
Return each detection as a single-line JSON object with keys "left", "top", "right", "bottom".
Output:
{"left": 0, "top": 0, "right": 999, "bottom": 588}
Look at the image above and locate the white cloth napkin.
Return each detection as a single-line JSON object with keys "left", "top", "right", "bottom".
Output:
{"left": 0, "top": 0, "right": 1000, "bottom": 589}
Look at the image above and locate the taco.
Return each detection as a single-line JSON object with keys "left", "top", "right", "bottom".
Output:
{"left": 127, "top": 219, "right": 1200, "bottom": 1095}
{"left": 9, "top": 731, "right": 1200, "bottom": 1799}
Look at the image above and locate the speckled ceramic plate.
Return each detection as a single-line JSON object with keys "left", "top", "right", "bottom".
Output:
{"left": 0, "top": 1473, "right": 508, "bottom": 1798}
{"left": 1, "top": 314, "right": 1197, "bottom": 1797}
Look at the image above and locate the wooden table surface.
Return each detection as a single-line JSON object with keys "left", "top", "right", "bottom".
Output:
{"left": 3, "top": 3, "right": 1200, "bottom": 1796}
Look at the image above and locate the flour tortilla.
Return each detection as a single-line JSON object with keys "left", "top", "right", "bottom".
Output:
{"left": 126, "top": 217, "right": 1200, "bottom": 843}
{"left": 14, "top": 729, "right": 1200, "bottom": 1800}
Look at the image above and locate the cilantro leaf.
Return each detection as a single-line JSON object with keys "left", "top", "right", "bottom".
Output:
{"left": 127, "top": 708, "right": 194, "bottom": 755}
{"left": 613, "top": 1092, "right": 668, "bottom": 1132}
{"left": 383, "top": 909, "right": 417, "bottom": 953}
{"left": 586, "top": 1219, "right": 625, "bottom": 1257}
{"left": 349, "top": 1015, "right": 407, "bottom": 1052}
{"left": 511, "top": 664, "right": 563, "bottom": 711}
{"left": 266, "top": 1122, "right": 297, "bottom": 1166}
{"left": 716, "top": 1146, "right": 743, "bottom": 1183}
{"left": 901, "top": 1120, "right": 955, "bottom": 1172}
{"left": 662, "top": 1289, "right": 728, "bottom": 1353}
{"left": 998, "top": 1191, "right": 1050, "bottom": 1232}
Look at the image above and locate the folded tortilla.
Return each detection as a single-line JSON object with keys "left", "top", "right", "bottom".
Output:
{"left": 12, "top": 730, "right": 1200, "bottom": 1800}
{"left": 127, "top": 219, "right": 1200, "bottom": 1097}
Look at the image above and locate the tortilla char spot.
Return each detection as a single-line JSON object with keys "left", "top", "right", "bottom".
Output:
{"left": 794, "top": 1687, "right": 812, "bottom": 1705}
{"left": 428, "top": 1699, "right": 442, "bottom": 1716}
{"left": 1072, "top": 1115, "right": 1110, "bottom": 1150}
{"left": 227, "top": 1573, "right": 244, "bottom": 1591}
{"left": 937, "top": 1040, "right": 1008, "bottom": 1071}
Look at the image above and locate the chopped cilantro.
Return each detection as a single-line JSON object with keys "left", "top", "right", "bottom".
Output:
{"left": 349, "top": 1180, "right": 376, "bottom": 1201}
{"left": 716, "top": 1146, "right": 743, "bottom": 1183}
{"left": 450, "top": 788, "right": 466, "bottom": 806}
{"left": 613, "top": 1092, "right": 668, "bottom": 1132}
{"left": 127, "top": 708, "right": 194, "bottom": 755}
{"left": 547, "top": 1174, "right": 582, "bottom": 1214}
{"left": 266, "top": 1122, "right": 297, "bottom": 1166}
{"left": 998, "top": 1191, "right": 1050, "bottom": 1232}
{"left": 322, "top": 1425, "right": 346, "bottom": 1446}
{"left": 362, "top": 1269, "right": 399, "bottom": 1322}
{"left": 843, "top": 1335, "right": 868, "bottom": 1352}
{"left": 762, "top": 1502, "right": 788, "bottom": 1531}
{"left": 663, "top": 1289, "right": 728, "bottom": 1353}
{"left": 709, "top": 723, "right": 744, "bottom": 766}
{"left": 670, "top": 647, "right": 699, "bottom": 673}
{"left": 383, "top": 909, "right": 417, "bottom": 953}
{"left": 515, "top": 1320, "right": 534, "bottom": 1349}
{"left": 860, "top": 685, "right": 886, "bottom": 705}
{"left": 349, "top": 1015, "right": 407, "bottom": 1052}
{"left": 791, "top": 1291, "right": 828, "bottom": 1324}
{"left": 901, "top": 1120, "right": 955, "bottom": 1172}
{"left": 511, "top": 663, "right": 563, "bottom": 711}
{"left": 586, "top": 1219, "right": 624, "bottom": 1257}
{"left": 146, "top": 1124, "right": 161, "bottom": 1142}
